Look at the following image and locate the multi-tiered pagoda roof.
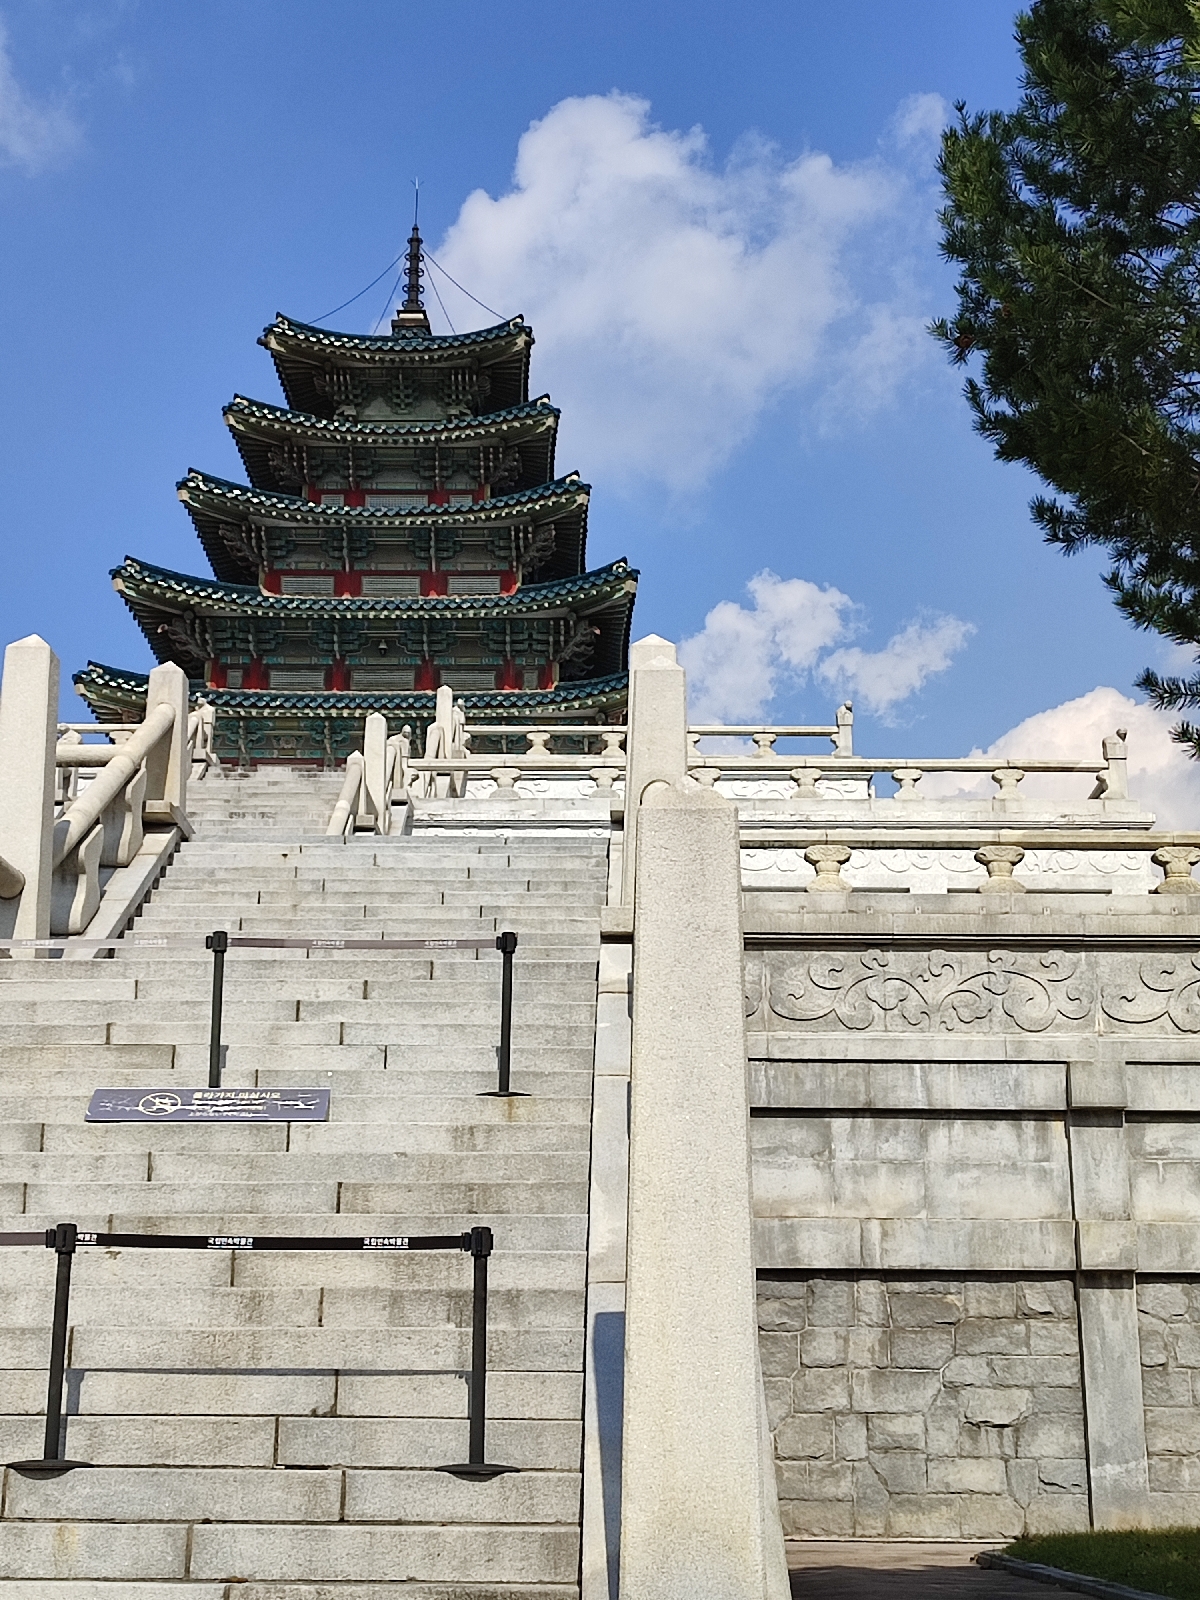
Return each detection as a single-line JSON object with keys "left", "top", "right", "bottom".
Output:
{"left": 77, "top": 226, "right": 638, "bottom": 764}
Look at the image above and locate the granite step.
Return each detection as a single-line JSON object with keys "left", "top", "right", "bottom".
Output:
{"left": 0, "top": 796, "right": 603, "bottom": 1596}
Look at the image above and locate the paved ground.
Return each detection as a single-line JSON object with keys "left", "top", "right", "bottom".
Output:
{"left": 788, "top": 1543, "right": 1057, "bottom": 1598}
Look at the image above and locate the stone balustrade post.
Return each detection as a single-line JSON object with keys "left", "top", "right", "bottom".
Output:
{"left": 804, "top": 843, "right": 851, "bottom": 891}
{"left": 975, "top": 844, "right": 1027, "bottom": 893}
{"left": 0, "top": 635, "right": 60, "bottom": 942}
{"left": 833, "top": 700, "right": 854, "bottom": 755}
{"left": 619, "top": 778, "right": 789, "bottom": 1600}
{"left": 620, "top": 635, "right": 688, "bottom": 909}
{"left": 430, "top": 684, "right": 456, "bottom": 798}
{"left": 891, "top": 766, "right": 923, "bottom": 799}
{"left": 991, "top": 766, "right": 1025, "bottom": 797}
{"left": 1151, "top": 846, "right": 1200, "bottom": 893}
{"left": 1099, "top": 728, "right": 1130, "bottom": 800}
{"left": 362, "top": 711, "right": 389, "bottom": 832}
{"left": 791, "top": 766, "right": 821, "bottom": 797}
{"left": 142, "top": 661, "right": 190, "bottom": 819}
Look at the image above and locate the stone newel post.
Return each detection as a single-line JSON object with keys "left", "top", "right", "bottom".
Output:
{"left": 620, "top": 635, "right": 689, "bottom": 908}
{"left": 0, "top": 634, "right": 60, "bottom": 941}
{"left": 619, "top": 773, "right": 788, "bottom": 1589}
{"left": 143, "top": 661, "right": 190, "bottom": 819}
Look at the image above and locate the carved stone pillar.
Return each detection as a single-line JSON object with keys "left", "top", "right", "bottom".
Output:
{"left": 803, "top": 844, "right": 851, "bottom": 892}
{"left": 1151, "top": 846, "right": 1200, "bottom": 893}
{"left": 975, "top": 844, "right": 1026, "bottom": 892}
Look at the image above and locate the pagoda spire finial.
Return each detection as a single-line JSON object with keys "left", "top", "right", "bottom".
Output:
{"left": 402, "top": 224, "right": 424, "bottom": 311}
{"left": 392, "top": 182, "right": 430, "bottom": 333}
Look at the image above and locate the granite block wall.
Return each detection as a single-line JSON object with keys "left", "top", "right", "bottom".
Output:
{"left": 1139, "top": 1280, "right": 1200, "bottom": 1511}
{"left": 758, "top": 1275, "right": 1090, "bottom": 1539}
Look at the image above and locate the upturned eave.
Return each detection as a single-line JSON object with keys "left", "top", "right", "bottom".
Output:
{"left": 74, "top": 658, "right": 630, "bottom": 721}
{"left": 114, "top": 553, "right": 634, "bottom": 617}
{"left": 178, "top": 469, "right": 588, "bottom": 527}
{"left": 219, "top": 399, "right": 560, "bottom": 498}
{"left": 260, "top": 312, "right": 532, "bottom": 360}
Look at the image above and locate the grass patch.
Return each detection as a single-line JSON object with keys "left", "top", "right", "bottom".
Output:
{"left": 1005, "top": 1530, "right": 1200, "bottom": 1598}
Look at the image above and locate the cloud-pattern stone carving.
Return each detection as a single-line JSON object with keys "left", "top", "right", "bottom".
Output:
{"left": 744, "top": 956, "right": 764, "bottom": 1020}
{"left": 765, "top": 948, "right": 1095, "bottom": 1033}
{"left": 1100, "top": 955, "right": 1200, "bottom": 1032}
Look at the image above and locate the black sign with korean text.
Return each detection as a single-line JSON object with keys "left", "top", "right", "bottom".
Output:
{"left": 86, "top": 1087, "right": 331, "bottom": 1123}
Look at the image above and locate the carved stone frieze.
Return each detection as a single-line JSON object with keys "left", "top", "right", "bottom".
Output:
{"left": 749, "top": 944, "right": 1200, "bottom": 1034}
{"left": 760, "top": 947, "right": 1095, "bottom": 1034}
{"left": 1099, "top": 954, "right": 1200, "bottom": 1031}
{"left": 744, "top": 955, "right": 764, "bottom": 1020}
{"left": 765, "top": 948, "right": 1095, "bottom": 1033}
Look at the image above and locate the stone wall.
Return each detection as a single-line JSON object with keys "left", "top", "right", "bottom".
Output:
{"left": 1139, "top": 1280, "right": 1200, "bottom": 1513}
{"left": 758, "top": 1275, "right": 1088, "bottom": 1539}
{"left": 743, "top": 902, "right": 1200, "bottom": 1533}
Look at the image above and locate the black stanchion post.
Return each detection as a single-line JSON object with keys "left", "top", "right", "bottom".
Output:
{"left": 468, "top": 1224, "right": 491, "bottom": 1465}
{"left": 205, "top": 930, "right": 228, "bottom": 1088}
{"left": 481, "top": 931, "right": 526, "bottom": 1098}
{"left": 438, "top": 1225, "right": 516, "bottom": 1479}
{"left": 9, "top": 1223, "right": 90, "bottom": 1476}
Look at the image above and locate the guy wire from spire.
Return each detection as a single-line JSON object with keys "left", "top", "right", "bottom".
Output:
{"left": 370, "top": 267, "right": 406, "bottom": 335}
{"left": 424, "top": 251, "right": 507, "bottom": 321}
{"left": 309, "top": 248, "right": 406, "bottom": 325}
{"left": 428, "top": 271, "right": 456, "bottom": 334}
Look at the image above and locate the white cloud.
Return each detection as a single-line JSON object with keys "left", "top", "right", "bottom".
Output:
{"left": 680, "top": 571, "right": 853, "bottom": 722}
{"left": 925, "top": 687, "right": 1200, "bottom": 829}
{"left": 678, "top": 569, "right": 969, "bottom": 724}
{"left": 0, "top": 22, "right": 78, "bottom": 173}
{"left": 433, "top": 92, "right": 938, "bottom": 489}
{"left": 817, "top": 614, "right": 975, "bottom": 719}
{"left": 891, "top": 92, "right": 950, "bottom": 153}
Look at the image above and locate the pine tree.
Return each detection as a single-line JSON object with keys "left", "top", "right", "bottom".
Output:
{"left": 932, "top": 0, "right": 1200, "bottom": 750}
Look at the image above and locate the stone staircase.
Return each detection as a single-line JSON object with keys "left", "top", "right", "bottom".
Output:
{"left": 0, "top": 770, "right": 607, "bottom": 1596}
{"left": 185, "top": 766, "right": 348, "bottom": 838}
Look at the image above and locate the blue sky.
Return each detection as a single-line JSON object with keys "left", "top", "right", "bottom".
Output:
{"left": 1, "top": 0, "right": 1193, "bottom": 814}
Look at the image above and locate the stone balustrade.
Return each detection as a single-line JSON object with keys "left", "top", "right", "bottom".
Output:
{"left": 0, "top": 636, "right": 194, "bottom": 943}
{"left": 688, "top": 743, "right": 1124, "bottom": 806}
{"left": 324, "top": 714, "right": 410, "bottom": 837}
{"left": 328, "top": 687, "right": 629, "bottom": 833}
{"left": 689, "top": 702, "right": 854, "bottom": 757}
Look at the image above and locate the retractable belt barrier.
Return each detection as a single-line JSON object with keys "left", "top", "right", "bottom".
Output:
{"left": 0, "top": 938, "right": 178, "bottom": 950}
{"left": 0, "top": 1222, "right": 515, "bottom": 1482}
{"left": 203, "top": 930, "right": 523, "bottom": 1096}
{"left": 0, "top": 931, "right": 524, "bottom": 1099}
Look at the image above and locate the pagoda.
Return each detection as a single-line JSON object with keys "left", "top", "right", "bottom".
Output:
{"left": 76, "top": 226, "right": 638, "bottom": 764}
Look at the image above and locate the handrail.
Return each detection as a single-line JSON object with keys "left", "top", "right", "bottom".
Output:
{"left": 738, "top": 827, "right": 1183, "bottom": 848}
{"left": 325, "top": 751, "right": 364, "bottom": 838}
{"left": 0, "top": 855, "right": 24, "bottom": 899}
{"left": 407, "top": 755, "right": 624, "bottom": 772}
{"left": 689, "top": 703, "right": 854, "bottom": 755}
{"left": 689, "top": 724, "right": 839, "bottom": 737}
{"left": 688, "top": 756, "right": 1108, "bottom": 775}
{"left": 463, "top": 723, "right": 626, "bottom": 736}
{"left": 56, "top": 746, "right": 123, "bottom": 765}
{"left": 53, "top": 702, "right": 175, "bottom": 866}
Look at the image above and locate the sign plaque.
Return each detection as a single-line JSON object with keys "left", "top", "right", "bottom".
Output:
{"left": 86, "top": 1087, "right": 331, "bottom": 1123}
